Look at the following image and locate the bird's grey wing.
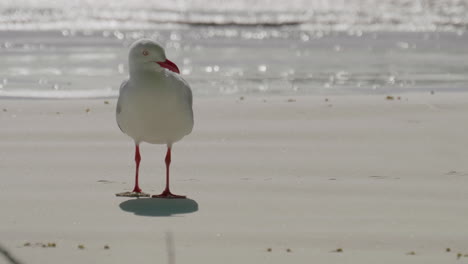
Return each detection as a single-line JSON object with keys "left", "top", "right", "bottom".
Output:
{"left": 183, "top": 82, "right": 194, "bottom": 135}
{"left": 116, "top": 79, "right": 128, "bottom": 115}
{"left": 171, "top": 73, "right": 193, "bottom": 108}
{"left": 116, "top": 79, "right": 129, "bottom": 132}
{"left": 172, "top": 74, "right": 194, "bottom": 135}
{"left": 183, "top": 79, "right": 193, "bottom": 109}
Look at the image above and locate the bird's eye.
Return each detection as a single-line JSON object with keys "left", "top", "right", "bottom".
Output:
{"left": 142, "top": 50, "right": 149, "bottom": 56}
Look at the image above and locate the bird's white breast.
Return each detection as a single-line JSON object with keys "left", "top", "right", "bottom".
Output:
{"left": 116, "top": 71, "right": 193, "bottom": 144}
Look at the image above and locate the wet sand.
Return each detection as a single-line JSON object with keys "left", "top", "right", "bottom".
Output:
{"left": 0, "top": 93, "right": 468, "bottom": 263}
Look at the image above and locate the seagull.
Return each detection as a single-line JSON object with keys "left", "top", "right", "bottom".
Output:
{"left": 115, "top": 39, "right": 193, "bottom": 199}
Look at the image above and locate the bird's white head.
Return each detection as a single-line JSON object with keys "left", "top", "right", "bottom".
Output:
{"left": 128, "top": 39, "right": 180, "bottom": 75}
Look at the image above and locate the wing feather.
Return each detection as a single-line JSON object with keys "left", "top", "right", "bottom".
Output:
{"left": 116, "top": 79, "right": 129, "bottom": 132}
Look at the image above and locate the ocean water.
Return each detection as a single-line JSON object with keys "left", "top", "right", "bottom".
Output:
{"left": 0, "top": 0, "right": 467, "bottom": 98}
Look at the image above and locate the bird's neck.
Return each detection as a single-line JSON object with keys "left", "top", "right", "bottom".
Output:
{"left": 129, "top": 68, "right": 166, "bottom": 82}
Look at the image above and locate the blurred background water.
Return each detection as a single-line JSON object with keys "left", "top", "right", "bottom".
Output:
{"left": 0, "top": 0, "right": 467, "bottom": 98}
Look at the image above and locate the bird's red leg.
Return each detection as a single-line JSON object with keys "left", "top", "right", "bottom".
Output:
{"left": 116, "top": 143, "right": 149, "bottom": 197}
{"left": 164, "top": 146, "right": 171, "bottom": 193}
{"left": 132, "top": 144, "right": 142, "bottom": 193}
{"left": 152, "top": 146, "right": 186, "bottom": 199}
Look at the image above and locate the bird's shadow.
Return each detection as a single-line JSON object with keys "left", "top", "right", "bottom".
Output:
{"left": 119, "top": 198, "right": 198, "bottom": 217}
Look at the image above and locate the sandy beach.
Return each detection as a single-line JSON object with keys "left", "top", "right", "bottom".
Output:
{"left": 1, "top": 92, "right": 467, "bottom": 263}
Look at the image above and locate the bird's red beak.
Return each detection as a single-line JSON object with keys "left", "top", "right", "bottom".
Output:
{"left": 157, "top": 59, "right": 180, "bottom": 74}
